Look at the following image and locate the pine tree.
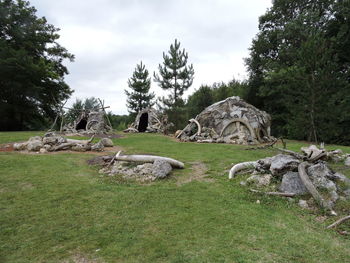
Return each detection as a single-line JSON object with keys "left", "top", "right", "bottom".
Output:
{"left": 125, "top": 61, "right": 155, "bottom": 116}
{"left": 154, "top": 39, "right": 194, "bottom": 108}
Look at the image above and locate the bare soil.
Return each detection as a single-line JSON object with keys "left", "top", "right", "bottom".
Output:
{"left": 176, "top": 161, "right": 214, "bottom": 186}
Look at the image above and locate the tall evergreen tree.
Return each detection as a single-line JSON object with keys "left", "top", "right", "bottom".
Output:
{"left": 125, "top": 61, "right": 155, "bottom": 116}
{"left": 154, "top": 39, "right": 194, "bottom": 108}
{"left": 0, "top": 0, "right": 74, "bottom": 131}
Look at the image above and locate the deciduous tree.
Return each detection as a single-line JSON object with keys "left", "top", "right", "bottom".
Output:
{"left": 0, "top": 0, "right": 74, "bottom": 131}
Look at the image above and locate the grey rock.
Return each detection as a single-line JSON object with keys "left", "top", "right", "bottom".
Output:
{"left": 343, "top": 189, "right": 350, "bottom": 198}
{"left": 27, "top": 140, "right": 43, "bottom": 151}
{"left": 152, "top": 160, "right": 172, "bottom": 178}
{"left": 71, "top": 144, "right": 89, "bottom": 152}
{"left": 257, "top": 157, "right": 272, "bottom": 170}
{"left": 43, "top": 136, "right": 59, "bottom": 145}
{"left": 269, "top": 154, "right": 300, "bottom": 176}
{"left": 91, "top": 141, "right": 104, "bottom": 151}
{"left": 298, "top": 199, "right": 309, "bottom": 209}
{"left": 345, "top": 157, "right": 350, "bottom": 167}
{"left": 330, "top": 190, "right": 339, "bottom": 203}
{"left": 13, "top": 142, "right": 28, "bottom": 151}
{"left": 307, "top": 163, "right": 337, "bottom": 192}
{"left": 246, "top": 174, "right": 272, "bottom": 187}
{"left": 279, "top": 171, "right": 308, "bottom": 195}
{"left": 100, "top": 138, "right": 114, "bottom": 147}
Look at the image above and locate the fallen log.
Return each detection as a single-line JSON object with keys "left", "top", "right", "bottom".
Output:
{"left": 298, "top": 162, "right": 336, "bottom": 215}
{"left": 249, "top": 189, "right": 296, "bottom": 197}
{"left": 229, "top": 161, "right": 258, "bottom": 179}
{"left": 326, "top": 215, "right": 350, "bottom": 229}
{"left": 113, "top": 153, "right": 184, "bottom": 169}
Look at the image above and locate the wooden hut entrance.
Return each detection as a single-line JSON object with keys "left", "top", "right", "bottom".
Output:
{"left": 76, "top": 119, "right": 87, "bottom": 130}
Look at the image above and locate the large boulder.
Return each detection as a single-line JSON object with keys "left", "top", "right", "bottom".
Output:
{"left": 269, "top": 154, "right": 300, "bottom": 176}
{"left": 100, "top": 138, "right": 113, "bottom": 147}
{"left": 152, "top": 160, "right": 172, "bottom": 179}
{"left": 27, "top": 136, "right": 43, "bottom": 151}
{"left": 279, "top": 171, "right": 308, "bottom": 195}
{"left": 307, "top": 162, "right": 337, "bottom": 192}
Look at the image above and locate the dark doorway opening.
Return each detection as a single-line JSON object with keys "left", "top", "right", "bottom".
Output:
{"left": 138, "top": 113, "right": 148, "bottom": 132}
{"left": 76, "top": 119, "right": 87, "bottom": 130}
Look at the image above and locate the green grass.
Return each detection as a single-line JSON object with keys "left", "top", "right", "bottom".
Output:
{"left": 0, "top": 132, "right": 350, "bottom": 262}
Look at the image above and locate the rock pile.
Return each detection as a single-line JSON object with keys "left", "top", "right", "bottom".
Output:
{"left": 13, "top": 133, "right": 114, "bottom": 152}
{"left": 100, "top": 159, "right": 173, "bottom": 182}
{"left": 232, "top": 145, "right": 350, "bottom": 214}
{"left": 94, "top": 152, "right": 184, "bottom": 182}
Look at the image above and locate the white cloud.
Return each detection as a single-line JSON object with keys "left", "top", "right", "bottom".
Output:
{"left": 31, "top": 0, "right": 272, "bottom": 114}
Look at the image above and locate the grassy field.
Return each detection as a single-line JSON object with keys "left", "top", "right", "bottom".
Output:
{"left": 0, "top": 132, "right": 349, "bottom": 263}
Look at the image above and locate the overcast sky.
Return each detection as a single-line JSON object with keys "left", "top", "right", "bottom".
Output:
{"left": 31, "top": 0, "right": 272, "bottom": 114}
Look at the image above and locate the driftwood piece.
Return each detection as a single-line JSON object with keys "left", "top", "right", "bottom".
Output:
{"left": 298, "top": 162, "right": 336, "bottom": 215}
{"left": 249, "top": 189, "right": 296, "bottom": 197}
{"left": 66, "top": 135, "right": 94, "bottom": 145}
{"left": 326, "top": 215, "right": 350, "bottom": 229}
{"left": 113, "top": 153, "right": 184, "bottom": 169}
{"left": 229, "top": 161, "right": 258, "bottom": 179}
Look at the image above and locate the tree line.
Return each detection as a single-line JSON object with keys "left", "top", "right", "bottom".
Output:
{"left": 1, "top": 0, "right": 350, "bottom": 145}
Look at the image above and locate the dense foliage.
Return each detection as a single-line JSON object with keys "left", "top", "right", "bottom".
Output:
{"left": 0, "top": 0, "right": 74, "bottom": 131}
{"left": 125, "top": 61, "right": 155, "bottom": 118}
{"left": 186, "top": 79, "right": 248, "bottom": 118}
{"left": 245, "top": 0, "right": 350, "bottom": 144}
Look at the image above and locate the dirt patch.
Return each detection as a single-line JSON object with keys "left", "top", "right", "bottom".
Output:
{"left": 176, "top": 162, "right": 214, "bottom": 186}
{"left": 0, "top": 143, "right": 14, "bottom": 152}
{"left": 87, "top": 155, "right": 114, "bottom": 166}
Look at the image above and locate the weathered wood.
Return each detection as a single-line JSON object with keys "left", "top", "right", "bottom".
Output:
{"left": 113, "top": 153, "right": 184, "bottom": 169}
{"left": 298, "top": 162, "right": 336, "bottom": 215}
{"left": 249, "top": 189, "right": 296, "bottom": 197}
{"left": 98, "top": 98, "right": 113, "bottom": 130}
{"left": 66, "top": 135, "right": 94, "bottom": 145}
{"left": 229, "top": 161, "right": 257, "bottom": 179}
{"left": 326, "top": 215, "right": 350, "bottom": 229}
